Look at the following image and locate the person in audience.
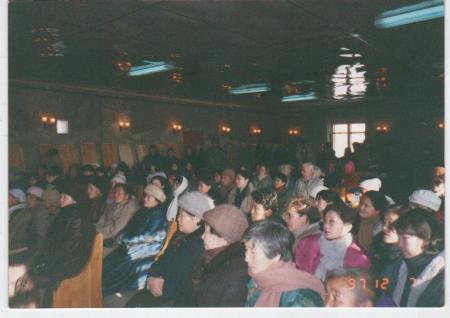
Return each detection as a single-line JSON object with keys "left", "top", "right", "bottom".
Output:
{"left": 295, "top": 204, "right": 371, "bottom": 281}
{"left": 250, "top": 190, "right": 278, "bottom": 223}
{"left": 165, "top": 176, "right": 189, "bottom": 222}
{"left": 315, "top": 189, "right": 344, "bottom": 219}
{"left": 323, "top": 160, "right": 341, "bottom": 188}
{"left": 9, "top": 188, "right": 27, "bottom": 219}
{"left": 284, "top": 197, "right": 321, "bottom": 251}
{"left": 65, "top": 163, "right": 81, "bottom": 186}
{"left": 341, "top": 159, "right": 359, "bottom": 192}
{"left": 41, "top": 189, "right": 61, "bottom": 229}
{"left": 25, "top": 187, "right": 52, "bottom": 255}
{"left": 96, "top": 183, "right": 140, "bottom": 256}
{"left": 431, "top": 166, "right": 445, "bottom": 198}
{"left": 106, "top": 174, "right": 127, "bottom": 203}
{"left": 253, "top": 164, "right": 272, "bottom": 192}
{"left": 359, "top": 177, "right": 395, "bottom": 206}
{"left": 324, "top": 268, "right": 375, "bottom": 307}
{"left": 196, "top": 172, "right": 221, "bottom": 204}
{"left": 273, "top": 172, "right": 292, "bottom": 214}
{"left": 294, "top": 162, "right": 324, "bottom": 199}
{"left": 102, "top": 184, "right": 168, "bottom": 296}
{"left": 244, "top": 220, "right": 325, "bottom": 307}
{"left": 228, "top": 168, "right": 255, "bottom": 214}
{"left": 127, "top": 192, "right": 214, "bottom": 307}
{"left": 279, "top": 163, "right": 295, "bottom": 192}
{"left": 378, "top": 209, "right": 444, "bottom": 307}
{"left": 85, "top": 177, "right": 108, "bottom": 223}
{"left": 59, "top": 183, "right": 85, "bottom": 208}
{"left": 310, "top": 185, "right": 329, "bottom": 200}
{"left": 11, "top": 204, "right": 95, "bottom": 308}
{"left": 44, "top": 166, "right": 64, "bottom": 190}
{"left": 219, "top": 168, "right": 235, "bottom": 203}
{"left": 368, "top": 205, "right": 406, "bottom": 274}
{"left": 149, "top": 175, "right": 173, "bottom": 208}
{"left": 355, "top": 191, "right": 388, "bottom": 250}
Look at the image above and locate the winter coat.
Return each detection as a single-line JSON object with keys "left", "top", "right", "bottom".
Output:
{"left": 228, "top": 183, "right": 255, "bottom": 214}
{"left": 367, "top": 232, "right": 402, "bottom": 274}
{"left": 180, "top": 242, "right": 250, "bottom": 307}
{"left": 9, "top": 206, "right": 33, "bottom": 250}
{"left": 96, "top": 197, "right": 140, "bottom": 242}
{"left": 85, "top": 197, "right": 107, "bottom": 224}
{"left": 292, "top": 223, "right": 321, "bottom": 253}
{"left": 295, "top": 233, "right": 371, "bottom": 276}
{"left": 378, "top": 251, "right": 445, "bottom": 307}
{"left": 294, "top": 169, "right": 324, "bottom": 199}
{"left": 275, "top": 187, "right": 293, "bottom": 216}
{"left": 147, "top": 227, "right": 204, "bottom": 305}
{"left": 102, "top": 205, "right": 167, "bottom": 295}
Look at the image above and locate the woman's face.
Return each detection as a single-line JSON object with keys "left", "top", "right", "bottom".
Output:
{"left": 235, "top": 174, "right": 249, "bottom": 189}
{"left": 273, "top": 178, "right": 285, "bottom": 189}
{"left": 383, "top": 212, "right": 400, "bottom": 244}
{"left": 323, "top": 211, "right": 351, "bottom": 240}
{"left": 143, "top": 193, "right": 158, "bottom": 208}
{"left": 87, "top": 184, "right": 101, "bottom": 199}
{"left": 221, "top": 174, "right": 232, "bottom": 186}
{"left": 316, "top": 197, "right": 330, "bottom": 214}
{"left": 359, "top": 196, "right": 380, "bottom": 219}
{"left": 202, "top": 224, "right": 228, "bottom": 250}
{"left": 26, "top": 194, "right": 39, "bottom": 208}
{"left": 251, "top": 202, "right": 271, "bottom": 222}
{"left": 398, "top": 233, "right": 426, "bottom": 259}
{"left": 114, "top": 186, "right": 129, "bottom": 204}
{"left": 284, "top": 207, "right": 308, "bottom": 232}
{"left": 177, "top": 209, "right": 200, "bottom": 234}
{"left": 244, "top": 240, "right": 279, "bottom": 275}
{"left": 325, "top": 277, "right": 359, "bottom": 307}
{"left": 197, "top": 181, "right": 211, "bottom": 194}
{"left": 151, "top": 178, "right": 163, "bottom": 189}
{"left": 258, "top": 166, "right": 267, "bottom": 177}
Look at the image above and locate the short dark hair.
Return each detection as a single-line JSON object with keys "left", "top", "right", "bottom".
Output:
{"left": 316, "top": 189, "right": 343, "bottom": 205}
{"left": 362, "top": 191, "right": 388, "bottom": 213}
{"left": 243, "top": 220, "right": 293, "bottom": 262}
{"left": 395, "top": 208, "right": 442, "bottom": 253}
{"left": 251, "top": 190, "right": 278, "bottom": 211}
{"left": 114, "top": 183, "right": 133, "bottom": 196}
{"left": 274, "top": 172, "right": 287, "bottom": 184}
{"left": 323, "top": 204, "right": 357, "bottom": 225}
{"left": 236, "top": 168, "right": 252, "bottom": 181}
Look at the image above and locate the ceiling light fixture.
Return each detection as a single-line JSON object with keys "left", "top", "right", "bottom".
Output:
{"left": 229, "top": 83, "right": 271, "bottom": 95}
{"left": 128, "top": 60, "right": 174, "bottom": 77}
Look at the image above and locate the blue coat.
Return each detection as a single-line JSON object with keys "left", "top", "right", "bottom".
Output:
{"left": 102, "top": 206, "right": 167, "bottom": 295}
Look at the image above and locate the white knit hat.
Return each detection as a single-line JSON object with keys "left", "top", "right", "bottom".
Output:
{"left": 409, "top": 190, "right": 442, "bottom": 212}
{"left": 27, "top": 186, "right": 44, "bottom": 199}
{"left": 360, "top": 178, "right": 382, "bottom": 192}
{"left": 310, "top": 185, "right": 329, "bottom": 199}
{"left": 9, "top": 189, "right": 26, "bottom": 203}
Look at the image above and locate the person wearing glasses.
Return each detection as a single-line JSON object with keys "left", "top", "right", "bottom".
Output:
{"left": 294, "top": 204, "right": 370, "bottom": 281}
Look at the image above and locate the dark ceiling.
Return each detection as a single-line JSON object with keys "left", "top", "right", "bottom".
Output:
{"left": 9, "top": 0, "right": 445, "bottom": 107}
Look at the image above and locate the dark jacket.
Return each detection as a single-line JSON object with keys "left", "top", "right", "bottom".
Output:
{"left": 180, "top": 242, "right": 250, "bottom": 307}
{"left": 147, "top": 227, "right": 205, "bottom": 305}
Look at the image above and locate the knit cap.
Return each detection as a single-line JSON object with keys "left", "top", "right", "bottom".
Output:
{"left": 9, "top": 189, "right": 26, "bottom": 203}
{"left": 310, "top": 185, "right": 329, "bottom": 199}
{"left": 360, "top": 178, "right": 382, "bottom": 192}
{"left": 203, "top": 204, "right": 249, "bottom": 243}
{"left": 144, "top": 184, "right": 166, "bottom": 203}
{"left": 27, "top": 186, "right": 44, "bottom": 199}
{"left": 178, "top": 191, "right": 215, "bottom": 219}
{"left": 409, "top": 190, "right": 442, "bottom": 212}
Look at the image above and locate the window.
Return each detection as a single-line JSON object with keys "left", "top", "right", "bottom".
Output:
{"left": 56, "top": 120, "right": 69, "bottom": 134}
{"left": 331, "top": 122, "right": 366, "bottom": 157}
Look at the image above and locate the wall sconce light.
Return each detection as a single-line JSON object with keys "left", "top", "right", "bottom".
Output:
{"left": 438, "top": 122, "right": 444, "bottom": 129}
{"left": 288, "top": 128, "right": 300, "bottom": 136}
{"left": 119, "top": 120, "right": 131, "bottom": 131}
{"left": 376, "top": 124, "right": 389, "bottom": 132}
{"left": 251, "top": 128, "right": 262, "bottom": 135}
{"left": 41, "top": 115, "right": 57, "bottom": 128}
{"left": 220, "top": 125, "right": 231, "bottom": 135}
{"left": 172, "top": 123, "right": 183, "bottom": 133}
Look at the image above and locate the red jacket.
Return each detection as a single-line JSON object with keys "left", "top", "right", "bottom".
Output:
{"left": 295, "top": 233, "right": 371, "bottom": 274}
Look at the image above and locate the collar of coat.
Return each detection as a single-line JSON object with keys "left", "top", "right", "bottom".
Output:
{"left": 202, "top": 242, "right": 246, "bottom": 274}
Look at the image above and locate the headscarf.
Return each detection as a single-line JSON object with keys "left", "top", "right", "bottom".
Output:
{"left": 166, "top": 176, "right": 189, "bottom": 221}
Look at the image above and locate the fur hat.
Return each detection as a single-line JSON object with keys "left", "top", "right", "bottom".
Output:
{"left": 144, "top": 184, "right": 166, "bottom": 203}
{"left": 360, "top": 178, "right": 382, "bottom": 192}
{"left": 409, "top": 190, "right": 442, "bottom": 212}
{"left": 9, "top": 188, "right": 26, "bottom": 203}
{"left": 178, "top": 191, "right": 215, "bottom": 219}
{"left": 27, "top": 186, "right": 44, "bottom": 199}
{"left": 203, "top": 204, "right": 249, "bottom": 243}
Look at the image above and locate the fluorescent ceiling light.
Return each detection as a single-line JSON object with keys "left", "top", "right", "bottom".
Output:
{"left": 282, "top": 92, "right": 317, "bottom": 102}
{"left": 128, "top": 60, "right": 174, "bottom": 76}
{"left": 229, "top": 83, "right": 271, "bottom": 95}
{"left": 375, "top": 0, "right": 444, "bottom": 29}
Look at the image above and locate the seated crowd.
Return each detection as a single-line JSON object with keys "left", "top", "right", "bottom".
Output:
{"left": 8, "top": 141, "right": 445, "bottom": 308}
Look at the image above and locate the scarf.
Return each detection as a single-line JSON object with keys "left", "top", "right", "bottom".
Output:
{"left": 251, "top": 261, "right": 325, "bottom": 307}
{"left": 166, "top": 176, "right": 188, "bottom": 221}
{"left": 292, "top": 223, "right": 320, "bottom": 240}
{"left": 315, "top": 232, "right": 353, "bottom": 281}
{"left": 392, "top": 251, "right": 445, "bottom": 307}
{"left": 357, "top": 216, "right": 381, "bottom": 250}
